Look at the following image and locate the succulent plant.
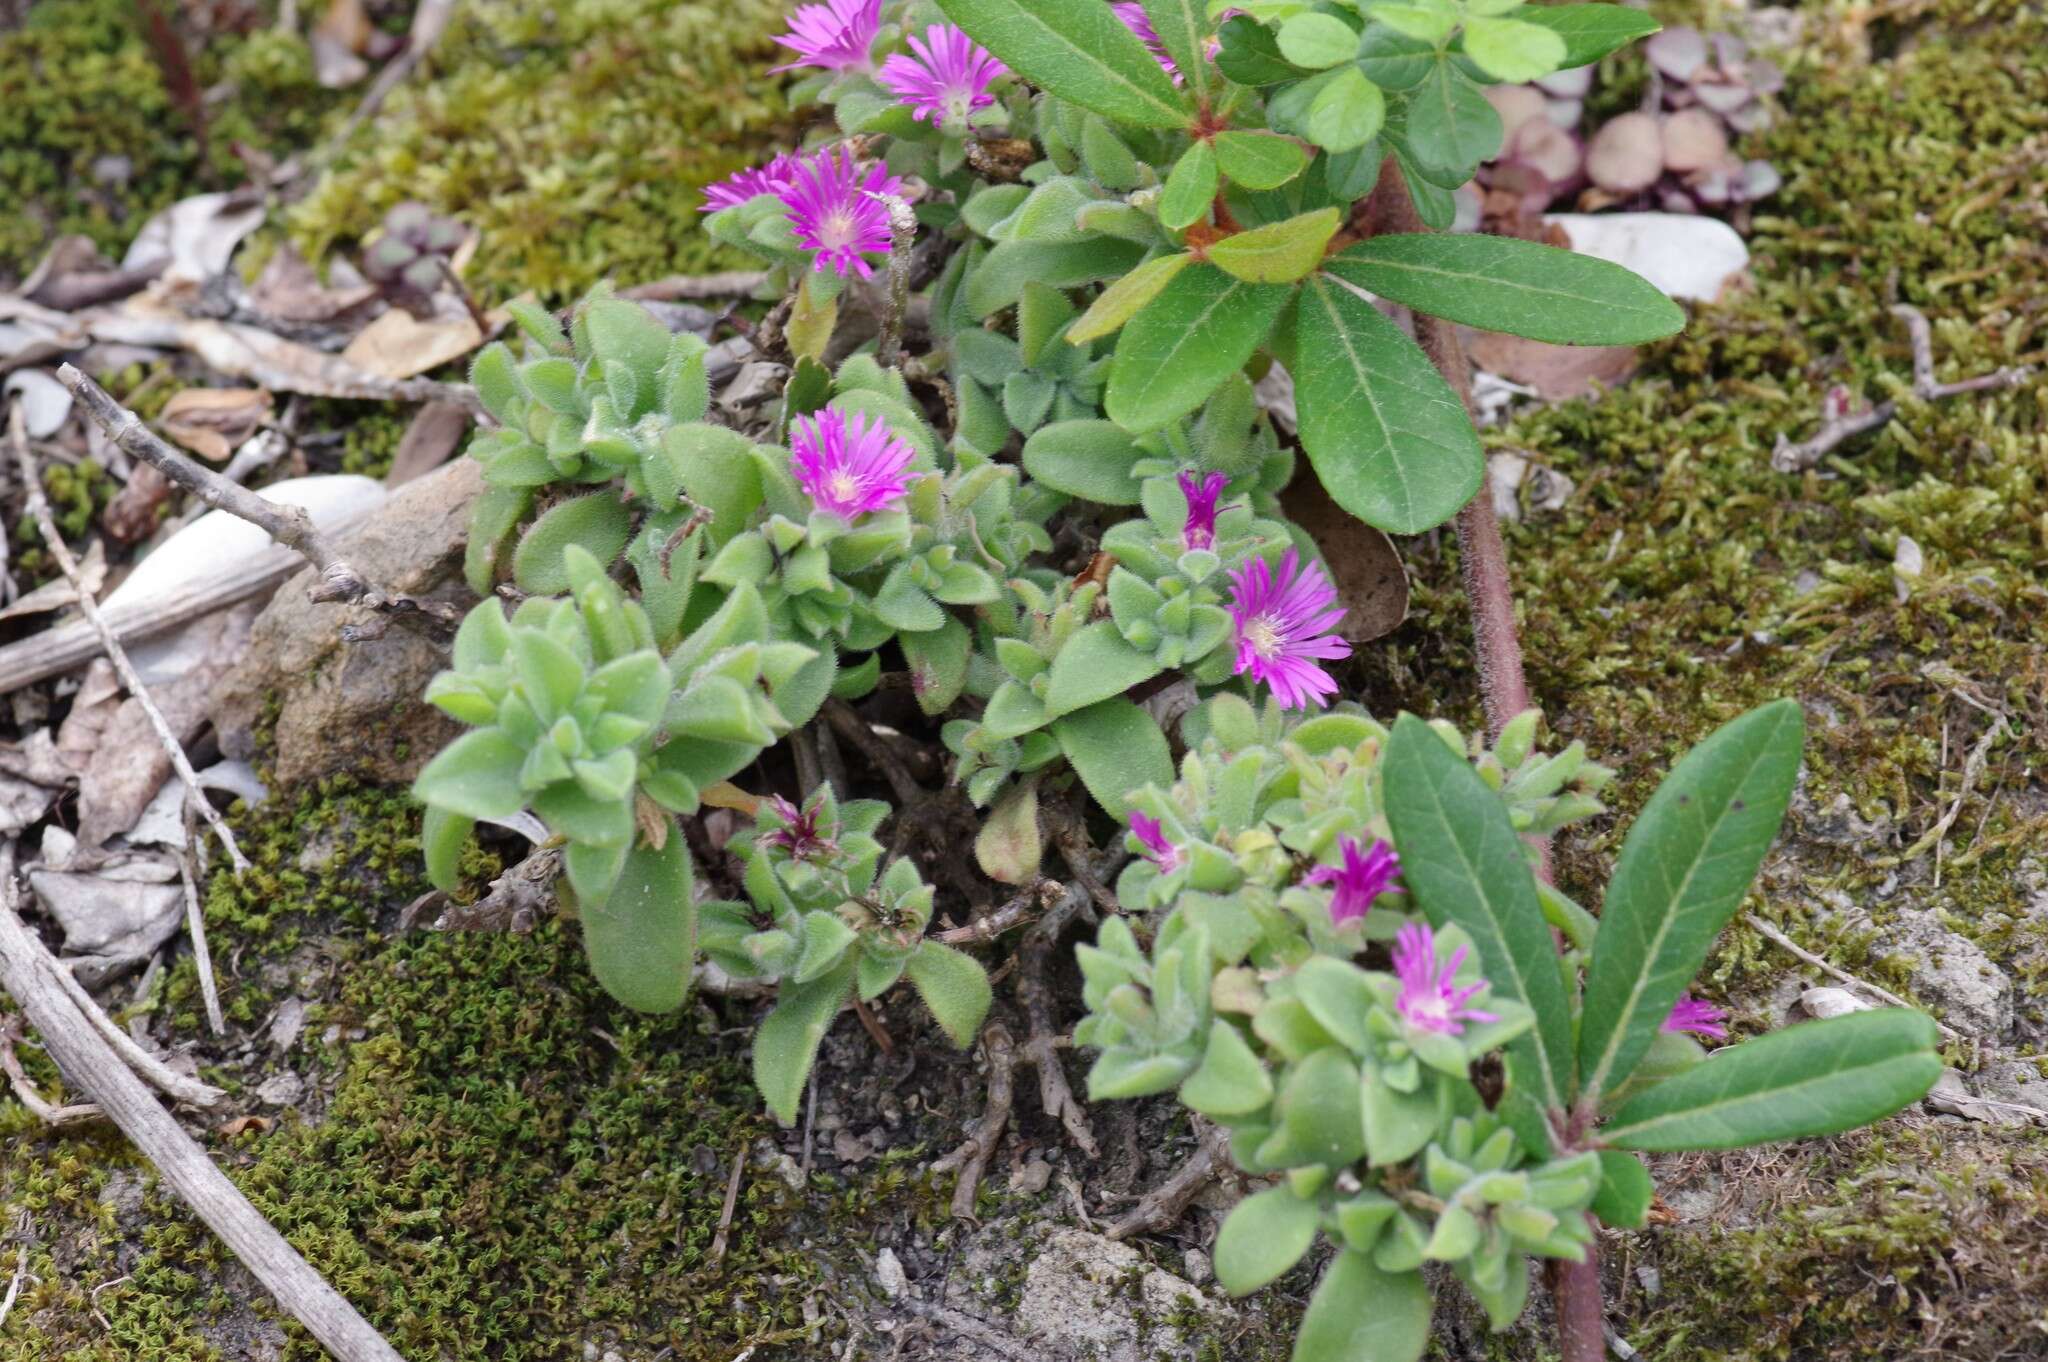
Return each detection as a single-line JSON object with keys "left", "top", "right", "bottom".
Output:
{"left": 1473, "top": 26, "right": 1784, "bottom": 225}
{"left": 360, "top": 200, "right": 467, "bottom": 316}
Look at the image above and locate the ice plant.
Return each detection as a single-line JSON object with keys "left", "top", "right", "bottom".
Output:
{"left": 1306, "top": 835, "right": 1400, "bottom": 925}
{"left": 778, "top": 148, "right": 901, "bottom": 279}
{"left": 1177, "top": 470, "right": 1228, "bottom": 551}
{"left": 700, "top": 154, "right": 796, "bottom": 212}
{"left": 1127, "top": 810, "right": 1181, "bottom": 873}
{"left": 1393, "top": 922, "right": 1498, "bottom": 1036}
{"left": 769, "top": 0, "right": 881, "bottom": 74}
{"left": 1227, "top": 548, "right": 1350, "bottom": 711}
{"left": 790, "top": 408, "right": 915, "bottom": 519}
{"left": 760, "top": 795, "right": 836, "bottom": 861}
{"left": 878, "top": 24, "right": 1007, "bottom": 126}
{"left": 1662, "top": 993, "right": 1728, "bottom": 1040}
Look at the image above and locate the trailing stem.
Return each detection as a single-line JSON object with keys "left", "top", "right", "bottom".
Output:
{"left": 1359, "top": 168, "right": 1535, "bottom": 739}
{"left": 1549, "top": 1238, "right": 1608, "bottom": 1362}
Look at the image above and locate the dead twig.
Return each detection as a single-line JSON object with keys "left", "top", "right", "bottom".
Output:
{"left": 0, "top": 876, "right": 404, "bottom": 1362}
{"left": 874, "top": 194, "right": 918, "bottom": 370}
{"left": 931, "top": 1024, "right": 1015, "bottom": 1219}
{"left": 1016, "top": 880, "right": 1099, "bottom": 1158}
{"left": 892, "top": 1296, "right": 1035, "bottom": 1362}
{"left": 1771, "top": 305, "right": 2036, "bottom": 471}
{"left": 850, "top": 995, "right": 896, "bottom": 1055}
{"left": 822, "top": 700, "right": 923, "bottom": 806}
{"left": 44, "top": 958, "right": 225, "bottom": 1109}
{"left": 935, "top": 879, "right": 1061, "bottom": 945}
{"left": 55, "top": 365, "right": 460, "bottom": 643}
{"left": 10, "top": 401, "right": 251, "bottom": 875}
{"left": 620, "top": 271, "right": 772, "bottom": 303}
{"left": 1105, "top": 1118, "right": 1230, "bottom": 1242}
{"left": 434, "top": 846, "right": 561, "bottom": 933}
{"left": 709, "top": 1147, "right": 747, "bottom": 1266}
{"left": 1886, "top": 711, "right": 2007, "bottom": 887}
{"left": 309, "top": 0, "right": 456, "bottom": 175}
{"left": 0, "top": 1214, "right": 31, "bottom": 1332}
{"left": 1742, "top": 912, "right": 1967, "bottom": 1042}
{"left": 179, "top": 803, "right": 225, "bottom": 1036}
{"left": 2, "top": 1013, "right": 102, "bottom": 1126}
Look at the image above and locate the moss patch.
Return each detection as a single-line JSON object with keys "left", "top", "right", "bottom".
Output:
{"left": 0, "top": 0, "right": 340, "bottom": 279}
{"left": 286, "top": 0, "right": 798, "bottom": 303}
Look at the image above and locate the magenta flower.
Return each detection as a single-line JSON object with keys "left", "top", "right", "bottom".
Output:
{"left": 779, "top": 148, "right": 902, "bottom": 280}
{"left": 770, "top": 0, "right": 881, "bottom": 74}
{"left": 1177, "top": 471, "right": 1228, "bottom": 552}
{"left": 1227, "top": 548, "right": 1351, "bottom": 711}
{"left": 1393, "top": 922, "right": 1498, "bottom": 1036}
{"left": 760, "top": 795, "right": 836, "bottom": 861}
{"left": 1112, "top": 2, "right": 1182, "bottom": 83}
{"left": 1307, "top": 836, "right": 1401, "bottom": 926}
{"left": 1662, "top": 993, "right": 1728, "bottom": 1040}
{"left": 700, "top": 154, "right": 797, "bottom": 213}
{"left": 791, "top": 408, "right": 915, "bottom": 519}
{"left": 1127, "top": 810, "right": 1181, "bottom": 873}
{"left": 878, "top": 24, "right": 1007, "bottom": 126}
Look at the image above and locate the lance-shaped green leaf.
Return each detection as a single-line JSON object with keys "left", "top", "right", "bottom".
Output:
{"left": 1576, "top": 700, "right": 1805, "bottom": 1102}
{"left": 1068, "top": 253, "right": 1196, "bottom": 344}
{"left": 1383, "top": 714, "right": 1572, "bottom": 1113}
{"left": 1212, "top": 131, "right": 1310, "bottom": 190}
{"left": 1291, "top": 274, "right": 1482, "bottom": 535}
{"left": 753, "top": 957, "right": 855, "bottom": 1124}
{"left": 1159, "top": 140, "right": 1220, "bottom": 230}
{"left": 1517, "top": 3, "right": 1662, "bottom": 66}
{"left": 936, "top": 0, "right": 1189, "bottom": 128}
{"left": 1604, "top": 1010, "right": 1942, "bottom": 1152}
{"left": 1208, "top": 207, "right": 1342, "bottom": 284}
{"left": 1293, "top": 1250, "right": 1431, "bottom": 1362}
{"left": 1140, "top": 0, "right": 1213, "bottom": 99}
{"left": 1107, "top": 264, "right": 1292, "bottom": 433}
{"left": 1326, "top": 234, "right": 1685, "bottom": 345}
{"left": 580, "top": 837, "right": 697, "bottom": 1014}
{"left": 1053, "top": 697, "right": 1173, "bottom": 818}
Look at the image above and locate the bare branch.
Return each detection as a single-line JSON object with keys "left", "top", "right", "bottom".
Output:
{"left": 1772, "top": 305, "right": 2035, "bottom": 472}
{"left": 53, "top": 365, "right": 461, "bottom": 642}
{"left": 932, "top": 1023, "right": 1016, "bottom": 1218}
{"left": 10, "top": 401, "right": 251, "bottom": 874}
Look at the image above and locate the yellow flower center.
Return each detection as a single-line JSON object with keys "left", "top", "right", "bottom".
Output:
{"left": 1244, "top": 615, "right": 1282, "bottom": 658}
{"left": 829, "top": 470, "right": 861, "bottom": 503}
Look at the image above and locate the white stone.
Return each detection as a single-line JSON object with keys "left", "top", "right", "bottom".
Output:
{"left": 1544, "top": 212, "right": 1751, "bottom": 303}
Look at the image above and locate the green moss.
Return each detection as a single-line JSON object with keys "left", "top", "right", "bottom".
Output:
{"left": 0, "top": 0, "right": 341, "bottom": 278}
{"left": 286, "top": 0, "right": 798, "bottom": 303}
{"left": 8, "top": 458, "right": 115, "bottom": 588}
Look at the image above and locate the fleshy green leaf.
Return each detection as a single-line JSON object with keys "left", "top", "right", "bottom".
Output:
{"left": 411, "top": 730, "right": 526, "bottom": 820}
{"left": 1042, "top": 620, "right": 1164, "bottom": 716}
{"left": 1577, "top": 700, "right": 1804, "bottom": 1103}
{"left": 935, "top": 0, "right": 1190, "bottom": 128}
{"left": 1179, "top": 1019, "right": 1274, "bottom": 1117}
{"left": 1107, "top": 265, "right": 1292, "bottom": 433}
{"left": 975, "top": 779, "right": 1043, "bottom": 884}
{"left": 420, "top": 806, "right": 473, "bottom": 891}
{"left": 906, "top": 940, "right": 995, "bottom": 1046}
{"left": 1022, "top": 420, "right": 1148, "bottom": 504}
{"left": 1517, "top": 3, "right": 1661, "bottom": 66}
{"left": 1326, "top": 234, "right": 1685, "bottom": 345}
{"left": 1291, "top": 274, "right": 1482, "bottom": 534}
{"left": 581, "top": 837, "right": 696, "bottom": 1013}
{"left": 1604, "top": 1011, "right": 1942, "bottom": 1152}
{"left": 1215, "top": 1186, "right": 1321, "bottom": 1294}
{"left": 1293, "top": 1250, "right": 1430, "bottom": 1362}
{"left": 1208, "top": 207, "right": 1342, "bottom": 284}
{"left": 513, "top": 492, "right": 632, "bottom": 594}
{"left": 753, "top": 959, "right": 855, "bottom": 1124}
{"left": 1053, "top": 698, "right": 1173, "bottom": 818}
{"left": 1382, "top": 714, "right": 1573, "bottom": 1114}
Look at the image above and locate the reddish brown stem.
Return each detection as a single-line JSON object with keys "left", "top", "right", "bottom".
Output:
{"left": 1550, "top": 1236, "right": 1607, "bottom": 1362}
{"left": 1359, "top": 164, "right": 1533, "bottom": 738}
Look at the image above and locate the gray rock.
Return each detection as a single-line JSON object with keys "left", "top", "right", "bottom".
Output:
{"left": 1882, "top": 908, "right": 2012, "bottom": 1038}
{"left": 1013, "top": 1228, "right": 1225, "bottom": 1362}
{"left": 212, "top": 459, "right": 482, "bottom": 788}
